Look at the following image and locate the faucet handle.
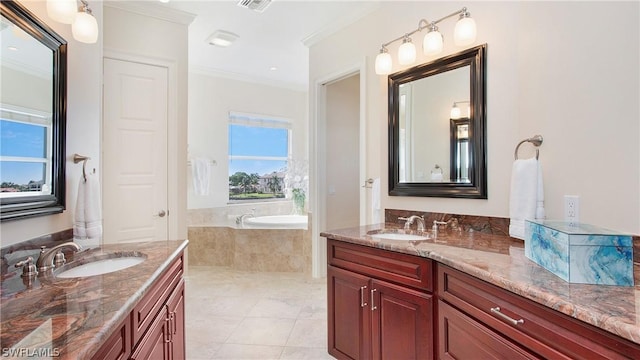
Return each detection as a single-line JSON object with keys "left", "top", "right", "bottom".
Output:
{"left": 54, "top": 252, "right": 66, "bottom": 267}
{"left": 15, "top": 256, "right": 38, "bottom": 278}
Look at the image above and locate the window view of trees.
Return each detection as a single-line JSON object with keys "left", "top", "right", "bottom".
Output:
{"left": 229, "top": 171, "right": 285, "bottom": 200}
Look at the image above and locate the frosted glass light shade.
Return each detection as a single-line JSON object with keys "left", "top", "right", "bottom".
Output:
{"left": 47, "top": 0, "right": 77, "bottom": 24}
{"left": 423, "top": 31, "right": 443, "bottom": 56}
{"left": 454, "top": 17, "right": 477, "bottom": 46}
{"left": 450, "top": 105, "right": 461, "bottom": 119}
{"left": 72, "top": 11, "right": 98, "bottom": 43}
{"left": 375, "top": 52, "right": 392, "bottom": 75}
{"left": 398, "top": 41, "right": 416, "bottom": 66}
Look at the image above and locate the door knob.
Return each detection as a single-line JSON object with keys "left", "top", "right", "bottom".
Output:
{"left": 157, "top": 210, "right": 166, "bottom": 218}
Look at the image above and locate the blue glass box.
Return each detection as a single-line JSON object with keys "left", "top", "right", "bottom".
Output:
{"left": 525, "top": 220, "right": 634, "bottom": 286}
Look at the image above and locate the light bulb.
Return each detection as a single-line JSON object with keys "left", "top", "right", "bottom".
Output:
{"left": 454, "top": 15, "right": 477, "bottom": 46}
{"left": 47, "top": 0, "right": 77, "bottom": 24}
{"left": 398, "top": 38, "right": 416, "bottom": 66}
{"left": 375, "top": 50, "right": 392, "bottom": 75}
{"left": 423, "top": 28, "right": 443, "bottom": 56}
{"left": 72, "top": 11, "right": 99, "bottom": 44}
{"left": 450, "top": 104, "right": 461, "bottom": 119}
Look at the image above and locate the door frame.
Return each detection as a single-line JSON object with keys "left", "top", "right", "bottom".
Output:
{"left": 102, "top": 50, "right": 180, "bottom": 241}
{"left": 311, "top": 60, "right": 367, "bottom": 278}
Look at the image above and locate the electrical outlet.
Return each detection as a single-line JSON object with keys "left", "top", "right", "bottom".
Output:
{"left": 564, "top": 195, "right": 580, "bottom": 224}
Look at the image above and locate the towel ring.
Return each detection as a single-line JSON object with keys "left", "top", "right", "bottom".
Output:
{"left": 431, "top": 164, "right": 443, "bottom": 175}
{"left": 514, "top": 135, "right": 543, "bottom": 160}
{"left": 73, "top": 153, "right": 90, "bottom": 182}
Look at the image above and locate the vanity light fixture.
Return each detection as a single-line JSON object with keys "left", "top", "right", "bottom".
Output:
{"left": 71, "top": 0, "right": 98, "bottom": 44}
{"left": 46, "top": 0, "right": 77, "bottom": 24}
{"left": 207, "top": 30, "right": 239, "bottom": 47}
{"left": 450, "top": 101, "right": 470, "bottom": 119}
{"left": 374, "top": 7, "right": 477, "bottom": 75}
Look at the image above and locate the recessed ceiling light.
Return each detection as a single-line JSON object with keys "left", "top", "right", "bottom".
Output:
{"left": 270, "top": 66, "right": 278, "bottom": 71}
{"left": 207, "top": 30, "right": 239, "bottom": 48}
{"left": 8, "top": 46, "right": 18, "bottom": 51}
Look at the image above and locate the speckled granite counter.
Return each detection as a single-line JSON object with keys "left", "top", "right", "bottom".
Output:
{"left": 0, "top": 239, "right": 188, "bottom": 359}
{"left": 320, "top": 225, "right": 640, "bottom": 345}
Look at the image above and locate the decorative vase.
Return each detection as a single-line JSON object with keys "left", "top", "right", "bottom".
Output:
{"left": 292, "top": 190, "right": 305, "bottom": 215}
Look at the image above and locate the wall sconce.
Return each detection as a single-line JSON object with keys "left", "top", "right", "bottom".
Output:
{"left": 374, "top": 7, "right": 477, "bottom": 75}
{"left": 47, "top": 0, "right": 99, "bottom": 44}
{"left": 450, "top": 101, "right": 470, "bottom": 119}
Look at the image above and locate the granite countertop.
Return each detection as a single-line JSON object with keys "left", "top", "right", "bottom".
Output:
{"left": 0, "top": 239, "right": 188, "bottom": 359}
{"left": 321, "top": 224, "right": 640, "bottom": 345}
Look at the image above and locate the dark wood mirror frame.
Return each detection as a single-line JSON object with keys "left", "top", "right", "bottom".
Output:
{"left": 388, "top": 44, "right": 486, "bottom": 198}
{"left": 0, "top": 0, "right": 67, "bottom": 221}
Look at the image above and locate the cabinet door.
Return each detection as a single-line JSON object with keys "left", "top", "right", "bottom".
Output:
{"left": 131, "top": 305, "right": 171, "bottom": 360}
{"left": 371, "top": 279, "right": 433, "bottom": 360}
{"left": 328, "top": 265, "right": 372, "bottom": 360}
{"left": 167, "top": 280, "right": 185, "bottom": 360}
{"left": 438, "top": 300, "right": 539, "bottom": 360}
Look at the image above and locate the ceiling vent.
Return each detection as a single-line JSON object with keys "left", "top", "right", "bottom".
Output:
{"left": 237, "top": 0, "right": 272, "bottom": 13}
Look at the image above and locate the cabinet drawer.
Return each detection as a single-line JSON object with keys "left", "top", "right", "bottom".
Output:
{"left": 132, "top": 254, "right": 184, "bottom": 344}
{"left": 437, "top": 264, "right": 640, "bottom": 360}
{"left": 328, "top": 239, "right": 433, "bottom": 292}
{"left": 438, "top": 300, "right": 538, "bottom": 360}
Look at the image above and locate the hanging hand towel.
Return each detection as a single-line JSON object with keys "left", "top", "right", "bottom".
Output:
{"left": 371, "top": 178, "right": 381, "bottom": 224}
{"left": 509, "top": 158, "right": 544, "bottom": 240}
{"left": 192, "top": 158, "right": 211, "bottom": 196}
{"left": 73, "top": 173, "right": 102, "bottom": 248}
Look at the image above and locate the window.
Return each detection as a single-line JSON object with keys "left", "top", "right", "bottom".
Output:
{"left": 228, "top": 112, "right": 291, "bottom": 202}
{"left": 0, "top": 105, "right": 52, "bottom": 197}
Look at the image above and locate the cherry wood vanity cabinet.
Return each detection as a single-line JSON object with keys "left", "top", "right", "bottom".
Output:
{"left": 437, "top": 264, "right": 640, "bottom": 360}
{"left": 327, "top": 239, "right": 434, "bottom": 360}
{"left": 92, "top": 252, "right": 185, "bottom": 360}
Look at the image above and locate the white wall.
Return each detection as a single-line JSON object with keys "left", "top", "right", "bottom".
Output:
{"left": 103, "top": 4, "right": 192, "bottom": 241}
{"left": 310, "top": 1, "right": 640, "bottom": 234}
{"left": 1, "top": 0, "right": 103, "bottom": 247}
{"left": 187, "top": 72, "right": 308, "bottom": 210}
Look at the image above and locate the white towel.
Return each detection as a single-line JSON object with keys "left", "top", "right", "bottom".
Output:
{"left": 509, "top": 158, "right": 545, "bottom": 239}
{"left": 192, "top": 158, "right": 211, "bottom": 196}
{"left": 371, "top": 178, "right": 381, "bottom": 224}
{"left": 73, "top": 173, "right": 102, "bottom": 248}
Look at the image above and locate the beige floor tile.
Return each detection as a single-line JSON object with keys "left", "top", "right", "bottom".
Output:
{"left": 280, "top": 346, "right": 335, "bottom": 360}
{"left": 285, "top": 319, "right": 327, "bottom": 348}
{"left": 246, "top": 297, "right": 305, "bottom": 319}
{"left": 212, "top": 344, "right": 283, "bottom": 360}
{"left": 226, "top": 317, "right": 296, "bottom": 346}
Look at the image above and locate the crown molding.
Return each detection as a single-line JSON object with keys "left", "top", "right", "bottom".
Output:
{"left": 104, "top": 1, "right": 196, "bottom": 25}
{"left": 301, "top": 2, "right": 381, "bottom": 47}
{"left": 190, "top": 65, "right": 308, "bottom": 93}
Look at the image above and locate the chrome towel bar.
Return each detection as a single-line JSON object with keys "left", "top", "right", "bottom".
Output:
{"left": 514, "top": 135, "right": 543, "bottom": 160}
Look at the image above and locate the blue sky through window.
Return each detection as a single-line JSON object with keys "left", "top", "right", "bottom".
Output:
{"left": 1, "top": 119, "right": 47, "bottom": 185}
{"left": 229, "top": 124, "right": 288, "bottom": 176}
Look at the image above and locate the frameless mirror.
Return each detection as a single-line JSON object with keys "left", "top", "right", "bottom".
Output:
{"left": 0, "top": 0, "right": 67, "bottom": 220}
{"left": 388, "top": 44, "right": 486, "bottom": 198}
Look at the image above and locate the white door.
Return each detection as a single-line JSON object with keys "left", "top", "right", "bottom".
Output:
{"left": 103, "top": 58, "right": 168, "bottom": 243}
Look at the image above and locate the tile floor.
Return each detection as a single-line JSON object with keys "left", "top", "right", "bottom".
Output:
{"left": 185, "top": 266, "right": 334, "bottom": 359}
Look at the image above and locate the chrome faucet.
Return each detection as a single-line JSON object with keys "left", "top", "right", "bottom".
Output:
{"left": 36, "top": 242, "right": 82, "bottom": 272}
{"left": 235, "top": 208, "right": 256, "bottom": 225}
{"left": 432, "top": 220, "right": 448, "bottom": 237}
{"left": 398, "top": 215, "right": 426, "bottom": 231}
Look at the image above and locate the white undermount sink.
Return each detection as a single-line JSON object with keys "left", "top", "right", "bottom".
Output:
{"left": 55, "top": 252, "right": 146, "bottom": 278}
{"left": 368, "top": 230, "right": 430, "bottom": 241}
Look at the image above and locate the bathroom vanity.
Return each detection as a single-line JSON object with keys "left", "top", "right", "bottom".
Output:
{"left": 0, "top": 239, "right": 188, "bottom": 359}
{"left": 322, "top": 227, "right": 640, "bottom": 360}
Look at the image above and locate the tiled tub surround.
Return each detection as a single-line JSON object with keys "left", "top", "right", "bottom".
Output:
{"left": 188, "top": 208, "right": 312, "bottom": 273}
{"left": 320, "top": 224, "right": 640, "bottom": 346}
{"left": 526, "top": 220, "right": 634, "bottom": 286}
{"left": 0, "top": 239, "right": 188, "bottom": 359}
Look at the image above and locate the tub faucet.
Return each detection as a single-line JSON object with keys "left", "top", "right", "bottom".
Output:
{"left": 235, "top": 208, "right": 256, "bottom": 225}
{"left": 398, "top": 215, "right": 426, "bottom": 231}
{"left": 36, "top": 242, "right": 82, "bottom": 272}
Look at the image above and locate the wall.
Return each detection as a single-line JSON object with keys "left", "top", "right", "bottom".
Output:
{"left": 1, "top": 0, "right": 103, "bottom": 247}
{"left": 309, "top": 1, "right": 640, "bottom": 234}
{"left": 103, "top": 4, "right": 192, "bottom": 241}
{"left": 326, "top": 74, "right": 360, "bottom": 229}
{"left": 187, "top": 72, "right": 308, "bottom": 211}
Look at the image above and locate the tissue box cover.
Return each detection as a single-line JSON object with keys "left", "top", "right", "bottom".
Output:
{"left": 525, "top": 220, "right": 634, "bottom": 286}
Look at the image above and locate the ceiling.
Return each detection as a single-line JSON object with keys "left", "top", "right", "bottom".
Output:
{"left": 155, "top": 0, "right": 381, "bottom": 90}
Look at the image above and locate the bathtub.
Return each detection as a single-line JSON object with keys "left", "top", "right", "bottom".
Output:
{"left": 242, "top": 214, "right": 308, "bottom": 229}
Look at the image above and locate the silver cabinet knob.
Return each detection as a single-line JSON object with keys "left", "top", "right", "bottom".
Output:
{"left": 157, "top": 210, "right": 166, "bottom": 218}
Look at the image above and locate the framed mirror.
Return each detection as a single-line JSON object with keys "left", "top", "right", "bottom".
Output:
{"left": 388, "top": 44, "right": 486, "bottom": 198}
{"left": 0, "top": 0, "right": 67, "bottom": 221}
